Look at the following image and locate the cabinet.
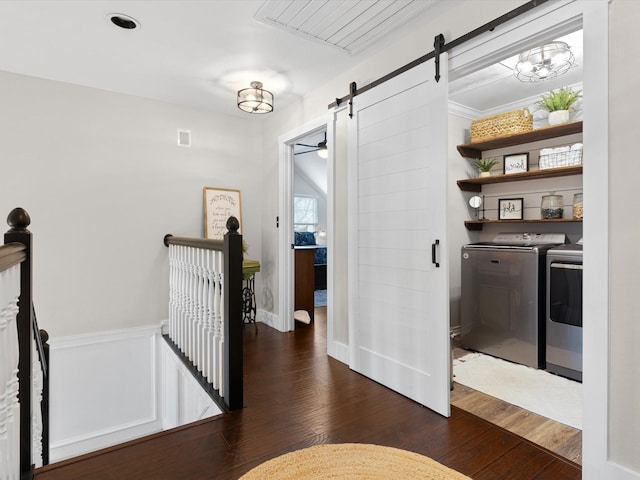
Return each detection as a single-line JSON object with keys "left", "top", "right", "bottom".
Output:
{"left": 294, "top": 247, "right": 315, "bottom": 323}
{"left": 456, "top": 122, "right": 583, "bottom": 230}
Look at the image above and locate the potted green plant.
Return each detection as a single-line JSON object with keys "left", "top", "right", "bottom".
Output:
{"left": 474, "top": 157, "right": 499, "bottom": 177}
{"left": 535, "top": 87, "right": 581, "bottom": 126}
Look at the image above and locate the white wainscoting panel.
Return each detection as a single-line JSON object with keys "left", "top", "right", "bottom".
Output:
{"left": 49, "top": 326, "right": 163, "bottom": 462}
{"left": 48, "top": 324, "right": 226, "bottom": 463}
{"left": 160, "top": 340, "right": 223, "bottom": 430}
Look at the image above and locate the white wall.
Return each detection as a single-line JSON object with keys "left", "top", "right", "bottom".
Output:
{"left": 0, "top": 72, "right": 263, "bottom": 462}
{"left": 0, "top": 71, "right": 263, "bottom": 338}
{"left": 447, "top": 113, "right": 477, "bottom": 330}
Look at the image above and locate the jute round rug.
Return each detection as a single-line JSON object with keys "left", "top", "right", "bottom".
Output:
{"left": 239, "top": 443, "right": 472, "bottom": 479}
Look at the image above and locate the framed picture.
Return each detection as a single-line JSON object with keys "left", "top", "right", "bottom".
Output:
{"left": 503, "top": 153, "right": 529, "bottom": 174}
{"left": 498, "top": 197, "right": 524, "bottom": 220}
{"left": 203, "top": 187, "right": 242, "bottom": 240}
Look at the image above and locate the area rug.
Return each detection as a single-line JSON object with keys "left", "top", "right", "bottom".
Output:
{"left": 314, "top": 289, "right": 327, "bottom": 307}
{"left": 453, "top": 352, "right": 582, "bottom": 429}
{"left": 239, "top": 443, "right": 471, "bottom": 479}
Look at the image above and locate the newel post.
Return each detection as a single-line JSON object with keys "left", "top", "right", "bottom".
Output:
{"left": 5, "top": 207, "right": 34, "bottom": 479}
{"left": 223, "top": 216, "right": 243, "bottom": 410}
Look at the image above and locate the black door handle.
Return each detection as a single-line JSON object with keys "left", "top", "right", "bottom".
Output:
{"left": 432, "top": 239, "right": 440, "bottom": 268}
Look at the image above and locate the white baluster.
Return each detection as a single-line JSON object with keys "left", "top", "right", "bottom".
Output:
{"left": 175, "top": 245, "right": 183, "bottom": 351}
{"left": 197, "top": 248, "right": 206, "bottom": 376}
{"left": 213, "top": 251, "right": 223, "bottom": 390}
{"left": 172, "top": 245, "right": 178, "bottom": 343}
{"left": 178, "top": 245, "right": 187, "bottom": 353}
{"left": 31, "top": 338, "right": 43, "bottom": 468}
{"left": 168, "top": 245, "right": 175, "bottom": 342}
{"left": 188, "top": 246, "right": 197, "bottom": 362}
{"left": 192, "top": 246, "right": 200, "bottom": 363}
{"left": 203, "top": 249, "right": 213, "bottom": 382}
{"left": 0, "top": 265, "right": 21, "bottom": 479}
{"left": 181, "top": 245, "right": 190, "bottom": 355}
{"left": 172, "top": 245, "right": 179, "bottom": 349}
{"left": 185, "top": 246, "right": 193, "bottom": 360}
{"left": 200, "top": 249, "right": 208, "bottom": 381}
{"left": 219, "top": 254, "right": 226, "bottom": 397}
{"left": 193, "top": 248, "right": 200, "bottom": 370}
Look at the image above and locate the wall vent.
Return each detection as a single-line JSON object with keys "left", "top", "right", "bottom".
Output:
{"left": 178, "top": 130, "right": 191, "bottom": 147}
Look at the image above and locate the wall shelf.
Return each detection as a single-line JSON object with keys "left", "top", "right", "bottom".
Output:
{"left": 457, "top": 120, "right": 584, "bottom": 232}
{"left": 464, "top": 218, "right": 583, "bottom": 231}
{"left": 457, "top": 165, "right": 583, "bottom": 192}
{"left": 456, "top": 121, "right": 583, "bottom": 159}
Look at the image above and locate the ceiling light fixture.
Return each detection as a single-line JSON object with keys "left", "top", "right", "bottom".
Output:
{"left": 109, "top": 13, "right": 140, "bottom": 30}
{"left": 513, "top": 41, "right": 574, "bottom": 82}
{"left": 237, "top": 81, "right": 274, "bottom": 114}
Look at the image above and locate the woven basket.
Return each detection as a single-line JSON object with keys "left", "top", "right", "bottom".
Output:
{"left": 471, "top": 108, "right": 533, "bottom": 143}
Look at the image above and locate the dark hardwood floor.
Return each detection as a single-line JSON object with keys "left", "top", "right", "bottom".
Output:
{"left": 36, "top": 308, "right": 581, "bottom": 479}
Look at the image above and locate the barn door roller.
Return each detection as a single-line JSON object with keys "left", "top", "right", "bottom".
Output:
{"left": 433, "top": 34, "right": 445, "bottom": 82}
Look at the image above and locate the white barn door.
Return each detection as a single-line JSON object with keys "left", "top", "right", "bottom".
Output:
{"left": 347, "top": 56, "right": 450, "bottom": 416}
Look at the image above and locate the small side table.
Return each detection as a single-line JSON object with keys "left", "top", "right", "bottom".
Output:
{"left": 242, "top": 259, "right": 260, "bottom": 331}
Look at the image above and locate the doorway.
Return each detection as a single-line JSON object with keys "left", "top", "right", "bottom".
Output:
{"left": 292, "top": 130, "right": 328, "bottom": 325}
{"left": 447, "top": 22, "right": 584, "bottom": 464}
{"left": 277, "top": 117, "right": 330, "bottom": 333}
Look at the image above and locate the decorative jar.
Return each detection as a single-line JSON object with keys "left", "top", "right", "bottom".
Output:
{"left": 541, "top": 193, "right": 564, "bottom": 219}
{"left": 572, "top": 193, "right": 583, "bottom": 219}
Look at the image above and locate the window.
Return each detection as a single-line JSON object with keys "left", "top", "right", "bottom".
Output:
{"left": 294, "top": 196, "right": 318, "bottom": 232}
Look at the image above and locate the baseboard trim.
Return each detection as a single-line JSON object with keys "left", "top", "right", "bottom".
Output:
{"left": 328, "top": 340, "right": 349, "bottom": 364}
{"left": 258, "top": 309, "right": 282, "bottom": 331}
{"left": 50, "top": 417, "right": 162, "bottom": 463}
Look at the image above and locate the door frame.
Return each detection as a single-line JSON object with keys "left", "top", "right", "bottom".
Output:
{"left": 278, "top": 116, "right": 332, "bottom": 333}
{"left": 446, "top": 1, "right": 612, "bottom": 477}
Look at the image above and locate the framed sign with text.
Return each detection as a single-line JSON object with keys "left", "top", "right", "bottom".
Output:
{"left": 503, "top": 153, "right": 529, "bottom": 174}
{"left": 498, "top": 197, "right": 524, "bottom": 220}
{"left": 203, "top": 187, "right": 243, "bottom": 240}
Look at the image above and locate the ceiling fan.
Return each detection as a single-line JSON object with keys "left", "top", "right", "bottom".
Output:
{"left": 294, "top": 132, "right": 328, "bottom": 157}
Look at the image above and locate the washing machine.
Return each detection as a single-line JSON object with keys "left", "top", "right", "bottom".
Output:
{"left": 461, "top": 232, "right": 567, "bottom": 369}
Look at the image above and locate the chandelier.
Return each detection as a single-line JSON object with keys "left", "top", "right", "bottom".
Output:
{"left": 237, "top": 81, "right": 274, "bottom": 114}
{"left": 513, "top": 42, "right": 575, "bottom": 82}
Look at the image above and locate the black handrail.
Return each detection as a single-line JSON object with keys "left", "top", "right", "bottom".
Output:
{"left": 163, "top": 216, "right": 244, "bottom": 411}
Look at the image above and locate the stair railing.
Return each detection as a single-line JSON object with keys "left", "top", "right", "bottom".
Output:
{"left": 163, "top": 216, "right": 243, "bottom": 411}
{"left": 1, "top": 208, "right": 49, "bottom": 480}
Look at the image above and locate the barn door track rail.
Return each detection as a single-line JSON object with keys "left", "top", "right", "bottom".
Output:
{"left": 329, "top": 0, "right": 550, "bottom": 112}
